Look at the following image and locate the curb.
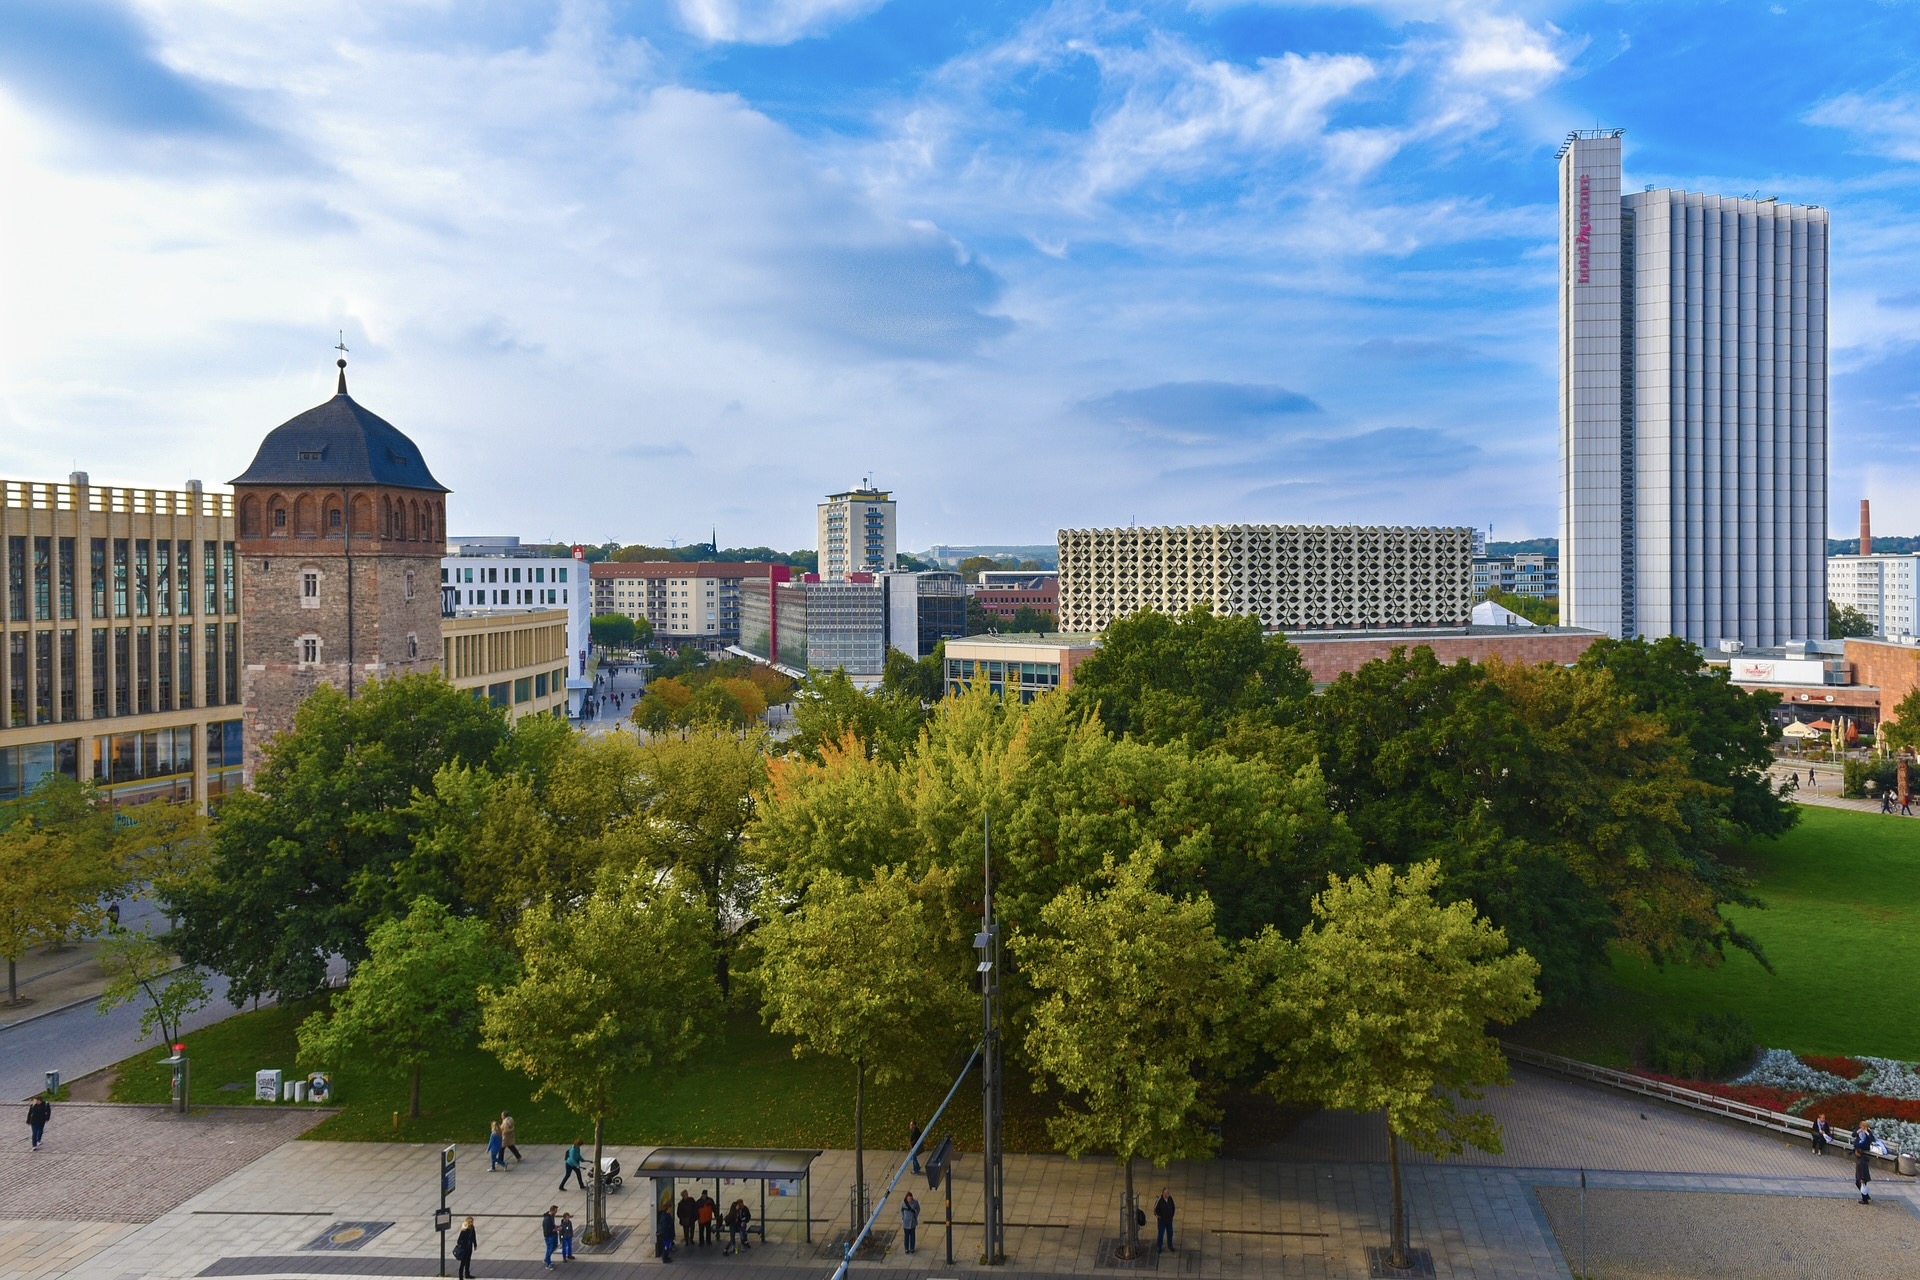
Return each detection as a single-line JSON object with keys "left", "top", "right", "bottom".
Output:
{"left": 0, "top": 962, "right": 187, "bottom": 1034}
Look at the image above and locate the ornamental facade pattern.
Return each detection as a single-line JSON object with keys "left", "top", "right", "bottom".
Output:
{"left": 1057, "top": 525, "right": 1475, "bottom": 633}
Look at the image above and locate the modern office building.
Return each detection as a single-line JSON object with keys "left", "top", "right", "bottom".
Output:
{"left": 589, "top": 560, "right": 783, "bottom": 652}
{"left": 1828, "top": 555, "right": 1920, "bottom": 639}
{"left": 1056, "top": 524, "right": 1475, "bottom": 634}
{"left": 1, "top": 475, "right": 246, "bottom": 808}
{"left": 738, "top": 573, "right": 888, "bottom": 677}
{"left": 879, "top": 570, "right": 968, "bottom": 660}
{"left": 441, "top": 539, "right": 589, "bottom": 712}
{"left": 944, "top": 633, "right": 1098, "bottom": 702}
{"left": 1473, "top": 552, "right": 1558, "bottom": 601}
{"left": 1558, "top": 129, "right": 1828, "bottom": 647}
{"left": 817, "top": 486, "right": 896, "bottom": 582}
{"left": 442, "top": 607, "right": 572, "bottom": 720}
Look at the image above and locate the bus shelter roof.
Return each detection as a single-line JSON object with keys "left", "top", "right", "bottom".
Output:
{"left": 634, "top": 1147, "right": 822, "bottom": 1178}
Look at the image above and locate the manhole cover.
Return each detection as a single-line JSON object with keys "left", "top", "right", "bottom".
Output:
{"left": 304, "top": 1221, "right": 392, "bottom": 1251}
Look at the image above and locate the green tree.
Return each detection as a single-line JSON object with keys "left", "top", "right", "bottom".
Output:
{"left": 1576, "top": 636, "right": 1794, "bottom": 842}
{"left": 754, "top": 864, "right": 974, "bottom": 1226}
{"left": 882, "top": 642, "right": 946, "bottom": 704}
{"left": 168, "top": 673, "right": 511, "bottom": 1004}
{"left": 964, "top": 595, "right": 993, "bottom": 635}
{"left": 785, "top": 669, "right": 927, "bottom": 764}
{"left": 1829, "top": 599, "right": 1874, "bottom": 639}
{"left": 1066, "top": 606, "right": 1312, "bottom": 751}
{"left": 95, "top": 930, "right": 212, "bottom": 1049}
{"left": 1479, "top": 589, "right": 1558, "bottom": 626}
{"left": 297, "top": 897, "right": 508, "bottom": 1117}
{"left": 1006, "top": 606, "right": 1055, "bottom": 634}
{"left": 1247, "top": 862, "right": 1539, "bottom": 1269}
{"left": 1881, "top": 686, "right": 1920, "bottom": 755}
{"left": 483, "top": 874, "right": 716, "bottom": 1240}
{"left": 0, "top": 776, "right": 128, "bottom": 1003}
{"left": 957, "top": 555, "right": 1017, "bottom": 583}
{"left": 1013, "top": 851, "right": 1245, "bottom": 1258}
{"left": 590, "top": 612, "right": 639, "bottom": 649}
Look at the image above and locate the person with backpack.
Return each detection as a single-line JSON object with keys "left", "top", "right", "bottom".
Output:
{"left": 26, "top": 1094, "right": 52, "bottom": 1151}
{"left": 1153, "top": 1188, "right": 1176, "bottom": 1253}
{"left": 560, "top": 1140, "right": 586, "bottom": 1190}
{"left": 696, "top": 1190, "right": 717, "bottom": 1245}
{"left": 453, "top": 1217, "right": 478, "bottom": 1280}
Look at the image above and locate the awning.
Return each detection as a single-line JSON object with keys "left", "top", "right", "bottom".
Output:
{"left": 634, "top": 1147, "right": 821, "bottom": 1178}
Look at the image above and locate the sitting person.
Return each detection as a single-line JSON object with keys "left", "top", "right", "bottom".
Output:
{"left": 1811, "top": 1114, "right": 1832, "bottom": 1154}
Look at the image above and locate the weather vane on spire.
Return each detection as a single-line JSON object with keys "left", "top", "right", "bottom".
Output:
{"left": 334, "top": 331, "right": 351, "bottom": 394}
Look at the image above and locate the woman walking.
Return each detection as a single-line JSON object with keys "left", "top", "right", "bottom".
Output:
{"left": 1854, "top": 1124, "right": 1875, "bottom": 1203}
{"left": 454, "top": 1217, "right": 478, "bottom": 1279}
{"left": 488, "top": 1121, "right": 506, "bottom": 1172}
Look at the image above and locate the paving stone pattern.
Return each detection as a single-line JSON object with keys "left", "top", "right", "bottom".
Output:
{"left": 0, "top": 1102, "right": 327, "bottom": 1224}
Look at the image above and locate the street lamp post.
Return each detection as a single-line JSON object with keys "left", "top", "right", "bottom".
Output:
{"left": 977, "top": 813, "right": 1005, "bottom": 1266}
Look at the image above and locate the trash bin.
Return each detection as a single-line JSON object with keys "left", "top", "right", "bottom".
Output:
{"left": 1899, "top": 1152, "right": 1917, "bottom": 1177}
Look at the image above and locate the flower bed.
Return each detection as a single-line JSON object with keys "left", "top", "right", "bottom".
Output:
{"left": 1729, "top": 1048, "right": 1853, "bottom": 1095}
{"left": 1800, "top": 1054, "right": 1867, "bottom": 1080}
{"left": 1635, "top": 1073, "right": 1809, "bottom": 1113}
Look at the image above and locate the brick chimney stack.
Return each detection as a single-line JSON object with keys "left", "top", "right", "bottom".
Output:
{"left": 1862, "top": 499, "right": 1873, "bottom": 557}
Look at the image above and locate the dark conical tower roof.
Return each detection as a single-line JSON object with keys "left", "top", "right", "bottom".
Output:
{"left": 230, "top": 361, "right": 448, "bottom": 492}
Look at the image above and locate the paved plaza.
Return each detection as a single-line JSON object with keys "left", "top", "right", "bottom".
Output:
{"left": 4, "top": 1065, "right": 1916, "bottom": 1279}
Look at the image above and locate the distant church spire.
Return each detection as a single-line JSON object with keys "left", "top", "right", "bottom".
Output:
{"left": 334, "top": 332, "right": 350, "bottom": 395}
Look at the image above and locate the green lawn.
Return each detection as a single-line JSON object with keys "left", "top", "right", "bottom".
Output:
{"left": 1513, "top": 804, "right": 1920, "bottom": 1067}
{"left": 112, "top": 1003, "right": 1063, "bottom": 1152}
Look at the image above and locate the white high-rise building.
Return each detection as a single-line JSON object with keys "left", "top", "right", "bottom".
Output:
{"left": 1558, "top": 130, "right": 1828, "bottom": 648}
{"left": 816, "top": 485, "right": 896, "bottom": 582}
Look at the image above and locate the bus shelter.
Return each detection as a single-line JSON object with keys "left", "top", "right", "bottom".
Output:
{"left": 637, "top": 1147, "right": 822, "bottom": 1248}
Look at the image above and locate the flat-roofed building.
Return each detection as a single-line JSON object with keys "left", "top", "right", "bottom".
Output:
{"left": 590, "top": 560, "right": 783, "bottom": 652}
{"left": 442, "top": 608, "right": 570, "bottom": 720}
{"left": 1, "top": 474, "right": 246, "bottom": 809}
{"left": 943, "top": 633, "right": 1098, "bottom": 702}
{"left": 1057, "top": 524, "right": 1474, "bottom": 634}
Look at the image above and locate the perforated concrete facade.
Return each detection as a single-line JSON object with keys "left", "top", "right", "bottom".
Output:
{"left": 1056, "top": 525, "right": 1474, "bottom": 633}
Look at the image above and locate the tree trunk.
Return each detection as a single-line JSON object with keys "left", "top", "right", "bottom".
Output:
{"left": 1386, "top": 1115, "right": 1407, "bottom": 1269}
{"left": 589, "top": 1115, "right": 608, "bottom": 1245}
{"left": 853, "top": 1058, "right": 867, "bottom": 1229}
{"left": 409, "top": 1063, "right": 422, "bottom": 1119}
{"left": 1121, "top": 1154, "right": 1139, "bottom": 1259}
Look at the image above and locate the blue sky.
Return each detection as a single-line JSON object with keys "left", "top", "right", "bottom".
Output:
{"left": 0, "top": 0, "right": 1916, "bottom": 551}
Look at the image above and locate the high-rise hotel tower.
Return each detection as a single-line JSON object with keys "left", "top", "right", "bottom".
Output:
{"left": 1558, "top": 130, "right": 1828, "bottom": 647}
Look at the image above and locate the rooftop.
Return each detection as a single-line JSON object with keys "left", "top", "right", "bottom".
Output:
{"left": 230, "top": 363, "right": 447, "bottom": 493}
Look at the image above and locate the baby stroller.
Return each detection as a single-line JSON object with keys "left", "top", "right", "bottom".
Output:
{"left": 593, "top": 1156, "right": 622, "bottom": 1193}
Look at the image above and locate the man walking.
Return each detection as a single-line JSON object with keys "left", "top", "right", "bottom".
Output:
{"left": 909, "top": 1118, "right": 924, "bottom": 1174}
{"left": 26, "top": 1094, "right": 51, "bottom": 1151}
{"left": 677, "top": 1190, "right": 700, "bottom": 1246}
{"left": 1153, "top": 1188, "right": 1176, "bottom": 1253}
{"left": 900, "top": 1191, "right": 921, "bottom": 1255}
{"left": 501, "top": 1110, "right": 523, "bottom": 1164}
{"left": 560, "top": 1140, "right": 586, "bottom": 1190}
{"left": 542, "top": 1205, "right": 560, "bottom": 1270}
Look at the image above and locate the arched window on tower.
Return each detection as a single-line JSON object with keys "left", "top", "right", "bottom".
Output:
{"left": 325, "top": 498, "right": 343, "bottom": 533}
{"left": 269, "top": 494, "right": 288, "bottom": 535}
{"left": 239, "top": 496, "right": 262, "bottom": 537}
{"left": 293, "top": 494, "right": 317, "bottom": 537}
{"left": 351, "top": 494, "right": 372, "bottom": 536}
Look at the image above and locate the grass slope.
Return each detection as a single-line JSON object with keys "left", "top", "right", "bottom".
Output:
{"left": 1515, "top": 804, "right": 1920, "bottom": 1066}
{"left": 113, "top": 1004, "right": 1059, "bottom": 1151}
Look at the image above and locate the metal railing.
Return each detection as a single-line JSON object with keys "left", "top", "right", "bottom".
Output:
{"left": 1504, "top": 1041, "right": 1909, "bottom": 1171}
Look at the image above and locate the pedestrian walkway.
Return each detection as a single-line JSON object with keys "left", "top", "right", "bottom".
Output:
{"left": 15, "top": 1061, "right": 1912, "bottom": 1280}
{"left": 1767, "top": 764, "right": 1910, "bottom": 816}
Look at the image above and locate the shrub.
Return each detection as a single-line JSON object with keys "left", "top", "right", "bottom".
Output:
{"left": 1645, "top": 1012, "right": 1758, "bottom": 1080}
{"left": 1843, "top": 758, "right": 1899, "bottom": 800}
{"left": 1811, "top": 1094, "right": 1920, "bottom": 1131}
{"left": 1637, "top": 1074, "right": 1807, "bottom": 1112}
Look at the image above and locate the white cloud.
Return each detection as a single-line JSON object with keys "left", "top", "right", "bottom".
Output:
{"left": 673, "top": 0, "right": 889, "bottom": 45}
{"left": 1807, "top": 90, "right": 1920, "bottom": 164}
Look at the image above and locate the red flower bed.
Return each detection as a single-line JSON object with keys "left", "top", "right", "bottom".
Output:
{"left": 1801, "top": 1055, "right": 1868, "bottom": 1080}
{"left": 1635, "top": 1073, "right": 1808, "bottom": 1113}
{"left": 1811, "top": 1094, "right": 1920, "bottom": 1129}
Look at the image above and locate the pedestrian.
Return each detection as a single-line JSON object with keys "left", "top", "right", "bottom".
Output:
{"left": 454, "top": 1216, "right": 478, "bottom": 1280}
{"left": 1883, "top": 789, "right": 1895, "bottom": 814}
{"left": 560, "top": 1212, "right": 575, "bottom": 1263}
{"left": 501, "top": 1109, "right": 523, "bottom": 1163}
{"left": 560, "top": 1140, "right": 586, "bottom": 1190}
{"left": 1812, "top": 1114, "right": 1832, "bottom": 1154}
{"left": 1855, "top": 1125, "right": 1875, "bottom": 1203}
{"left": 900, "top": 1190, "right": 920, "bottom": 1255}
{"left": 543, "top": 1205, "right": 559, "bottom": 1270}
{"left": 729, "top": 1200, "right": 753, "bottom": 1254}
{"left": 678, "top": 1190, "right": 699, "bottom": 1246}
{"left": 1153, "top": 1188, "right": 1176, "bottom": 1253}
{"left": 1904, "top": 794, "right": 1914, "bottom": 817}
{"left": 657, "top": 1206, "right": 678, "bottom": 1263}
{"left": 487, "top": 1120, "right": 506, "bottom": 1172}
{"left": 697, "top": 1189, "right": 717, "bottom": 1245}
{"left": 909, "top": 1118, "right": 924, "bottom": 1174}
{"left": 26, "top": 1093, "right": 52, "bottom": 1151}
